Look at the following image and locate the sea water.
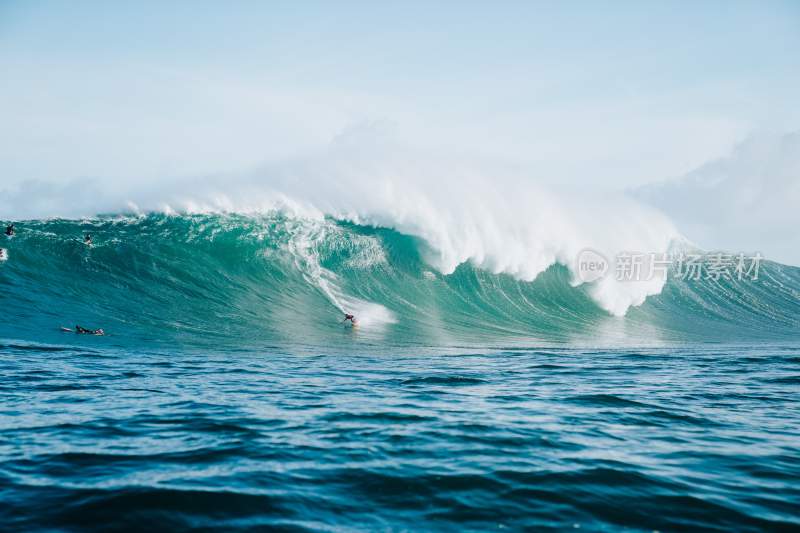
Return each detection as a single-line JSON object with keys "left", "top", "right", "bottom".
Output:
{"left": 1, "top": 215, "right": 798, "bottom": 530}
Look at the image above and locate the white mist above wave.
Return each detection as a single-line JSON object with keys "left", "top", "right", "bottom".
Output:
{"left": 636, "top": 131, "right": 800, "bottom": 267}
{"left": 1, "top": 138, "right": 681, "bottom": 316}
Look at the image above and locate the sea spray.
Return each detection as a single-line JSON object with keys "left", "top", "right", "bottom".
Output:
{"left": 2, "top": 147, "right": 680, "bottom": 315}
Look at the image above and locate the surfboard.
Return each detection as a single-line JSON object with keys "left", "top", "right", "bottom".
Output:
{"left": 60, "top": 327, "right": 74, "bottom": 333}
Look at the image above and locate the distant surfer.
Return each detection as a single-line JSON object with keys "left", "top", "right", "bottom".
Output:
{"left": 62, "top": 325, "right": 105, "bottom": 336}
{"left": 5, "top": 223, "right": 14, "bottom": 236}
{"left": 343, "top": 313, "right": 358, "bottom": 326}
{"left": 84, "top": 234, "right": 93, "bottom": 245}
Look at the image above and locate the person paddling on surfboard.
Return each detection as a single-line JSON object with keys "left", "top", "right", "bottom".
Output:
{"left": 64, "top": 325, "right": 105, "bottom": 335}
{"left": 5, "top": 223, "right": 14, "bottom": 236}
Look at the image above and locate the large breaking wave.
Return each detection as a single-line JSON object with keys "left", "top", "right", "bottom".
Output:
{"left": 1, "top": 213, "right": 797, "bottom": 348}
{"left": 2, "top": 141, "right": 686, "bottom": 315}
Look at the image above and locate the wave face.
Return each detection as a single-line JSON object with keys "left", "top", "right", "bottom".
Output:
{"left": 1, "top": 213, "right": 798, "bottom": 347}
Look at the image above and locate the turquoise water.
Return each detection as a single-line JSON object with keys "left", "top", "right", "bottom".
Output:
{"left": 1, "top": 214, "right": 799, "bottom": 530}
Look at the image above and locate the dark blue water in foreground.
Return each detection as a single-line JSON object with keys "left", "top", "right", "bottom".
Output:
{"left": 2, "top": 342, "right": 799, "bottom": 532}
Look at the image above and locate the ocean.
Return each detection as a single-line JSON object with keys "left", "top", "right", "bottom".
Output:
{"left": 1, "top": 214, "right": 799, "bottom": 531}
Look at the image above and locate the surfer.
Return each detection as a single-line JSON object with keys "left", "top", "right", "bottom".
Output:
{"left": 5, "top": 223, "right": 14, "bottom": 236}
{"left": 64, "top": 325, "right": 105, "bottom": 335}
{"left": 84, "top": 234, "right": 93, "bottom": 245}
{"left": 343, "top": 313, "right": 358, "bottom": 325}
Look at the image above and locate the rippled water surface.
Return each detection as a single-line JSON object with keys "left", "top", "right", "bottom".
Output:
{"left": 2, "top": 342, "right": 799, "bottom": 531}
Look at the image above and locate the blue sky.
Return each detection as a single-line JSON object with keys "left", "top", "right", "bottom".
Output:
{"left": 1, "top": 0, "right": 799, "bottom": 189}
